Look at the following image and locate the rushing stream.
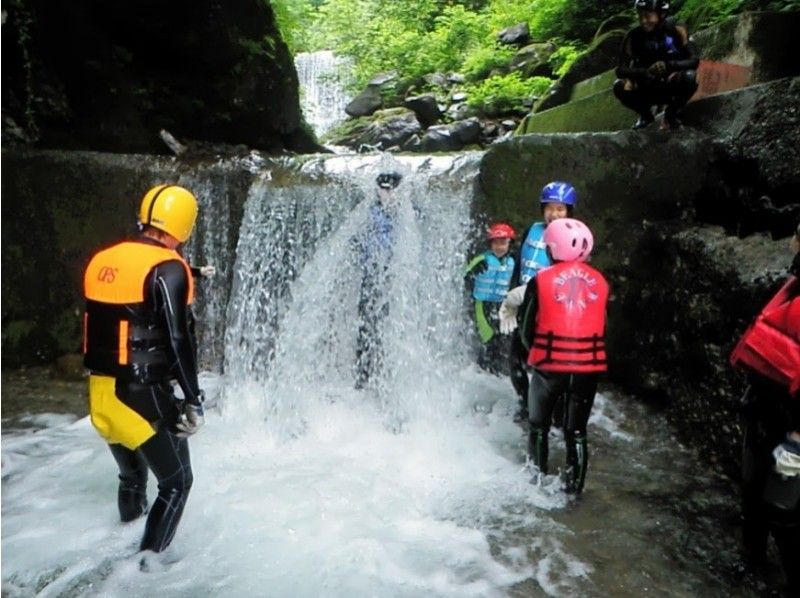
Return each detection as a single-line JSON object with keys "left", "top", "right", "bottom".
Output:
{"left": 1, "top": 152, "right": 763, "bottom": 596}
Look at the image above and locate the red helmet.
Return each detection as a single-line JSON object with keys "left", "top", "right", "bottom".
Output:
{"left": 487, "top": 223, "right": 515, "bottom": 241}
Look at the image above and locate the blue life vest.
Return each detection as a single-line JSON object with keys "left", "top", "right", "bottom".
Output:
{"left": 519, "top": 223, "right": 551, "bottom": 284}
{"left": 472, "top": 252, "right": 514, "bottom": 303}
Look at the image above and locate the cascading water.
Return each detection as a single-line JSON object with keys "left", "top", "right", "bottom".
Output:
{"left": 295, "top": 51, "right": 353, "bottom": 137}
{"left": 222, "top": 154, "right": 485, "bottom": 433}
{"left": 1, "top": 153, "right": 760, "bottom": 597}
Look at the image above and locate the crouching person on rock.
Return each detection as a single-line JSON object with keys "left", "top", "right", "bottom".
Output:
{"left": 83, "top": 184, "right": 206, "bottom": 554}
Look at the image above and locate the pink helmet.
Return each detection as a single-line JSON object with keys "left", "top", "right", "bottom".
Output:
{"left": 543, "top": 218, "right": 594, "bottom": 262}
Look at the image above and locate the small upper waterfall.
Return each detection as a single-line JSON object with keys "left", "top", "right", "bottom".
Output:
{"left": 295, "top": 50, "right": 354, "bottom": 137}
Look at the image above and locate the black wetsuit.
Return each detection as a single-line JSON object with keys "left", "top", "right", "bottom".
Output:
{"left": 613, "top": 17, "right": 700, "bottom": 124}
{"left": 740, "top": 253, "right": 800, "bottom": 590}
{"left": 103, "top": 238, "right": 202, "bottom": 553}
{"left": 519, "top": 276, "right": 600, "bottom": 493}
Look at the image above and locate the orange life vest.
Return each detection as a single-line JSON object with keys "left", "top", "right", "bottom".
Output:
{"left": 730, "top": 276, "right": 800, "bottom": 395}
{"left": 527, "top": 261, "right": 609, "bottom": 373}
{"left": 83, "top": 241, "right": 194, "bottom": 380}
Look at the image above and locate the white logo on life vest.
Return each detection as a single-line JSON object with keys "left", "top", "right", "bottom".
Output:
{"left": 553, "top": 266, "right": 598, "bottom": 311}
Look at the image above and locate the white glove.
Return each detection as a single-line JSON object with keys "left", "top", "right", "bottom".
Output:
{"left": 199, "top": 265, "right": 216, "bottom": 278}
{"left": 504, "top": 285, "right": 527, "bottom": 308}
{"left": 773, "top": 438, "right": 800, "bottom": 477}
{"left": 499, "top": 301, "right": 518, "bottom": 334}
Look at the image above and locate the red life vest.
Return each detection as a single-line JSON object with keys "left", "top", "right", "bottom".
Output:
{"left": 730, "top": 276, "right": 800, "bottom": 395}
{"left": 528, "top": 261, "right": 609, "bottom": 373}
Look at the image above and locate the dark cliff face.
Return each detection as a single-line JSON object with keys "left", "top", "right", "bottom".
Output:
{"left": 1, "top": 0, "right": 316, "bottom": 153}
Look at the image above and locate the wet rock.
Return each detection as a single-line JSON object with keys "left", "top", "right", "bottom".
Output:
{"left": 614, "top": 225, "right": 790, "bottom": 475}
{"left": 368, "top": 71, "right": 398, "bottom": 87}
{"left": 402, "top": 117, "right": 481, "bottom": 152}
{"left": 498, "top": 23, "right": 530, "bottom": 47}
{"left": 404, "top": 94, "right": 441, "bottom": 128}
{"left": 447, "top": 73, "right": 466, "bottom": 85}
{"left": 593, "top": 14, "right": 635, "bottom": 40}
{"left": 423, "top": 72, "right": 450, "bottom": 90}
{"left": 345, "top": 86, "right": 383, "bottom": 118}
{"left": 691, "top": 11, "right": 800, "bottom": 83}
{"left": 509, "top": 43, "right": 556, "bottom": 78}
{"left": 533, "top": 30, "right": 625, "bottom": 113}
{"left": 1, "top": 0, "right": 315, "bottom": 154}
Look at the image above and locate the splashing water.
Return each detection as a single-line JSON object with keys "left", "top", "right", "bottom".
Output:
{"left": 2, "top": 153, "right": 749, "bottom": 597}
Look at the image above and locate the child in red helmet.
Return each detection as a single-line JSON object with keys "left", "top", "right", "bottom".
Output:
{"left": 465, "top": 223, "right": 516, "bottom": 374}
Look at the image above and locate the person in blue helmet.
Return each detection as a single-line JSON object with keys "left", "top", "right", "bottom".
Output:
{"left": 613, "top": 0, "right": 699, "bottom": 131}
{"left": 508, "top": 181, "right": 578, "bottom": 423}
{"left": 465, "top": 223, "right": 516, "bottom": 374}
{"left": 352, "top": 172, "right": 403, "bottom": 388}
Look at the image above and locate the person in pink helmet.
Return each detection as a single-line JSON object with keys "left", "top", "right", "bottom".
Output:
{"left": 512, "top": 218, "right": 609, "bottom": 494}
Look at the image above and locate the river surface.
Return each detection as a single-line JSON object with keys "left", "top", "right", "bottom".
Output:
{"left": 1, "top": 370, "right": 770, "bottom": 597}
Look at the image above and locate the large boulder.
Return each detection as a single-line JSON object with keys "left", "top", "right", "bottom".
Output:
{"left": 345, "top": 86, "right": 384, "bottom": 118}
{"left": 498, "top": 23, "right": 530, "bottom": 47}
{"left": 1, "top": 148, "right": 256, "bottom": 368}
{"left": 683, "top": 77, "right": 800, "bottom": 237}
{"left": 404, "top": 94, "right": 441, "bottom": 128}
{"left": 509, "top": 43, "right": 557, "bottom": 78}
{"left": 691, "top": 11, "right": 800, "bottom": 83}
{"left": 615, "top": 225, "right": 790, "bottom": 474}
{"left": 325, "top": 108, "right": 421, "bottom": 150}
{"left": 403, "top": 117, "right": 482, "bottom": 152}
{"left": 533, "top": 30, "right": 626, "bottom": 113}
{"left": 0, "top": 0, "right": 316, "bottom": 154}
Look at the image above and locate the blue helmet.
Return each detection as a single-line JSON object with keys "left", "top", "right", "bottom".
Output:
{"left": 540, "top": 181, "right": 578, "bottom": 207}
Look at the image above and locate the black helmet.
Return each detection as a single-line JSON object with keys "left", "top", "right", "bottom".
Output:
{"left": 634, "top": 0, "right": 669, "bottom": 12}
{"left": 376, "top": 172, "right": 402, "bottom": 190}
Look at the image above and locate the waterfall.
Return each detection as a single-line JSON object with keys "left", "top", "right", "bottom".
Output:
{"left": 222, "top": 153, "right": 483, "bottom": 434}
{"left": 295, "top": 50, "right": 353, "bottom": 137}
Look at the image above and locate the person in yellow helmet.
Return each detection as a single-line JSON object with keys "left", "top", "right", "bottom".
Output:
{"left": 83, "top": 184, "right": 205, "bottom": 554}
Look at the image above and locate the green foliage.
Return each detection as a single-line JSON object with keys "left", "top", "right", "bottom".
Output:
{"left": 271, "top": 0, "right": 775, "bottom": 103}
{"left": 462, "top": 46, "right": 515, "bottom": 81}
{"left": 548, "top": 44, "right": 582, "bottom": 78}
{"left": 465, "top": 73, "right": 552, "bottom": 116}
{"left": 270, "top": 0, "right": 316, "bottom": 52}
{"left": 675, "top": 0, "right": 743, "bottom": 30}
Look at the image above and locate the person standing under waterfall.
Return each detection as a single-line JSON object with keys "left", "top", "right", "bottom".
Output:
{"left": 352, "top": 172, "right": 403, "bottom": 388}
{"left": 83, "top": 184, "right": 205, "bottom": 555}
{"left": 730, "top": 222, "right": 800, "bottom": 592}
{"left": 613, "top": 0, "right": 699, "bottom": 131}
{"left": 465, "top": 223, "right": 516, "bottom": 374}
{"left": 502, "top": 219, "right": 609, "bottom": 494}
{"left": 508, "top": 181, "right": 579, "bottom": 423}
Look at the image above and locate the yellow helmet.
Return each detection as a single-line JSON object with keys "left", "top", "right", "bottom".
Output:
{"left": 138, "top": 184, "right": 198, "bottom": 243}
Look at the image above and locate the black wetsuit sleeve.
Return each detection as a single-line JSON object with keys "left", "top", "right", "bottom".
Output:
{"left": 190, "top": 266, "right": 202, "bottom": 278}
{"left": 665, "top": 22, "right": 699, "bottom": 72}
{"left": 148, "top": 260, "right": 202, "bottom": 405}
{"left": 518, "top": 278, "right": 539, "bottom": 351}
{"left": 616, "top": 29, "right": 649, "bottom": 81}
